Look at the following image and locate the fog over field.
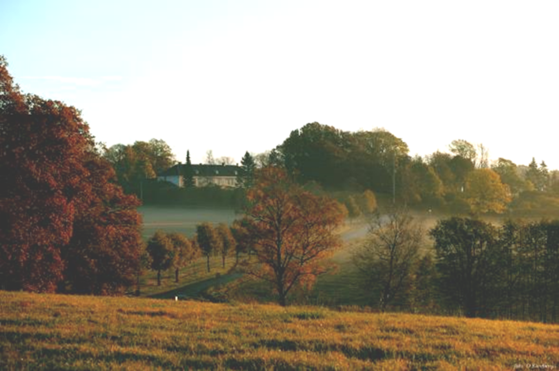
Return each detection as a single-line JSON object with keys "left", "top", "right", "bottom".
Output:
{"left": 139, "top": 206, "right": 237, "bottom": 239}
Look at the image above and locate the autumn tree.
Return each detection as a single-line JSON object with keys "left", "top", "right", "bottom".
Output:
{"left": 103, "top": 139, "right": 175, "bottom": 195}
{"left": 196, "top": 222, "right": 222, "bottom": 272}
{"left": 402, "top": 158, "right": 444, "bottom": 205}
{"left": 358, "top": 190, "right": 378, "bottom": 215}
{"left": 217, "top": 223, "right": 236, "bottom": 268}
{"left": 352, "top": 208, "right": 423, "bottom": 311}
{"left": 243, "top": 167, "right": 345, "bottom": 306}
{"left": 168, "top": 232, "right": 196, "bottom": 283}
{"left": 0, "top": 56, "right": 143, "bottom": 293}
{"left": 146, "top": 231, "right": 175, "bottom": 286}
{"left": 464, "top": 169, "right": 511, "bottom": 214}
{"left": 231, "top": 218, "right": 254, "bottom": 263}
{"left": 62, "top": 154, "right": 143, "bottom": 295}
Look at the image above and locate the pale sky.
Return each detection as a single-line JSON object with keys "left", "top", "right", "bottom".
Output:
{"left": 2, "top": 1, "right": 559, "bottom": 168}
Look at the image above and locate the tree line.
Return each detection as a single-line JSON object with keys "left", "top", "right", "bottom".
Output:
{"left": 273, "top": 122, "right": 559, "bottom": 216}
{"left": 102, "top": 121, "right": 559, "bottom": 217}
{"left": 354, "top": 210, "right": 559, "bottom": 323}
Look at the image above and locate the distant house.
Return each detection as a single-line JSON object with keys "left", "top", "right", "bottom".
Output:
{"left": 157, "top": 164, "right": 243, "bottom": 188}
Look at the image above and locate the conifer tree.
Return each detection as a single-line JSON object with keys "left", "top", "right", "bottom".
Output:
{"left": 184, "top": 150, "right": 195, "bottom": 188}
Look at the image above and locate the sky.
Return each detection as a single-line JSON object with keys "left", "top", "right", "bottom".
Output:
{"left": 1, "top": 1, "right": 559, "bottom": 168}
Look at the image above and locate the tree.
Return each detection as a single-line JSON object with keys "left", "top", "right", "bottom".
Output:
{"left": 196, "top": 222, "right": 222, "bottom": 272}
{"left": 103, "top": 139, "right": 175, "bottom": 195}
{"left": 430, "top": 217, "right": 500, "bottom": 317}
{"left": 205, "top": 150, "right": 216, "bottom": 165}
{"left": 352, "top": 208, "right": 423, "bottom": 311}
{"left": 0, "top": 56, "right": 143, "bottom": 294}
{"left": 217, "top": 223, "right": 236, "bottom": 268}
{"left": 216, "top": 156, "right": 235, "bottom": 165}
{"left": 344, "top": 195, "right": 362, "bottom": 220}
{"left": 243, "top": 167, "right": 345, "bottom": 306}
{"left": 402, "top": 158, "right": 444, "bottom": 205}
{"left": 358, "top": 190, "right": 378, "bottom": 215}
{"left": 230, "top": 218, "right": 254, "bottom": 263}
{"left": 62, "top": 154, "right": 144, "bottom": 295}
{"left": 526, "top": 158, "right": 549, "bottom": 192}
{"left": 464, "top": 169, "right": 511, "bottom": 214}
{"left": 410, "top": 254, "right": 439, "bottom": 313}
{"left": 238, "top": 151, "right": 256, "bottom": 188}
{"left": 184, "top": 150, "right": 195, "bottom": 188}
{"left": 449, "top": 139, "right": 476, "bottom": 163}
{"left": 146, "top": 231, "right": 175, "bottom": 286}
{"left": 492, "top": 158, "right": 528, "bottom": 196}
{"left": 168, "top": 232, "right": 195, "bottom": 283}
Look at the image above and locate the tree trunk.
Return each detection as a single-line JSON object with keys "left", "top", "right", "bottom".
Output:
{"left": 157, "top": 270, "right": 161, "bottom": 286}
{"left": 207, "top": 255, "right": 210, "bottom": 272}
{"left": 278, "top": 292, "right": 287, "bottom": 307}
{"left": 222, "top": 255, "right": 226, "bottom": 268}
{"left": 175, "top": 268, "right": 179, "bottom": 283}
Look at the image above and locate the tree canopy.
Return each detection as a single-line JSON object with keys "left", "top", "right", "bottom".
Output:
{"left": 242, "top": 167, "right": 345, "bottom": 306}
{"left": 0, "top": 56, "right": 143, "bottom": 294}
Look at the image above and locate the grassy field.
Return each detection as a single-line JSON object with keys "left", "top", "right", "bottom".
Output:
{"left": 139, "top": 206, "right": 237, "bottom": 240}
{"left": 1, "top": 291, "right": 558, "bottom": 370}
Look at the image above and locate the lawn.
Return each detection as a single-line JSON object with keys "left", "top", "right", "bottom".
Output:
{"left": 1, "top": 291, "right": 558, "bottom": 370}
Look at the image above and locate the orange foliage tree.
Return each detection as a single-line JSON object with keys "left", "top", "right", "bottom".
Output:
{"left": 0, "top": 56, "right": 143, "bottom": 293}
{"left": 243, "top": 167, "right": 346, "bottom": 306}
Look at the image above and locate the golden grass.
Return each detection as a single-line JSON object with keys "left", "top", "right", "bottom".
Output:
{"left": 1, "top": 291, "right": 558, "bottom": 370}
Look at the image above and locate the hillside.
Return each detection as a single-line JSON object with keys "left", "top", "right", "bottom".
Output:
{"left": 1, "top": 292, "right": 558, "bottom": 370}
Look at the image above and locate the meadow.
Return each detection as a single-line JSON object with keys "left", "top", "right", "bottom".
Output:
{"left": 1, "top": 290, "right": 558, "bottom": 370}
{"left": 139, "top": 206, "right": 237, "bottom": 240}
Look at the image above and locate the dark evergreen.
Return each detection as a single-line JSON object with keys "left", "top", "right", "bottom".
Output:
{"left": 184, "top": 150, "right": 195, "bottom": 188}
{"left": 238, "top": 151, "right": 256, "bottom": 188}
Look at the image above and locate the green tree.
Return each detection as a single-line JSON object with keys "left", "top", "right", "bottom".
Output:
{"left": 492, "top": 158, "right": 528, "bottom": 196}
{"left": 464, "top": 169, "right": 511, "bottom": 214}
{"left": 184, "top": 150, "right": 195, "bottom": 188}
{"left": 430, "top": 217, "right": 500, "bottom": 317}
{"left": 449, "top": 139, "right": 476, "bottom": 163}
{"left": 526, "top": 158, "right": 549, "bottom": 192}
{"left": 146, "top": 231, "right": 175, "bottom": 286}
{"left": 410, "top": 254, "right": 439, "bottom": 313}
{"left": 238, "top": 151, "right": 256, "bottom": 188}
{"left": 196, "top": 222, "right": 222, "bottom": 272}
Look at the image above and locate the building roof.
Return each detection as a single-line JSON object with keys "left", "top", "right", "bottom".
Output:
{"left": 158, "top": 164, "right": 244, "bottom": 177}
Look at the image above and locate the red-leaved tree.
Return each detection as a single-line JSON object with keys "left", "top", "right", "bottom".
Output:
{"left": 0, "top": 55, "right": 143, "bottom": 294}
{"left": 243, "top": 167, "right": 346, "bottom": 306}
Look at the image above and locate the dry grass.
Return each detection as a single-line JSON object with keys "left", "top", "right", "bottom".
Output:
{"left": 1, "top": 291, "right": 558, "bottom": 370}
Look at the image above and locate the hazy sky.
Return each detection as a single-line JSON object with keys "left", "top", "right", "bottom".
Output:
{"left": 2, "top": 1, "right": 558, "bottom": 168}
